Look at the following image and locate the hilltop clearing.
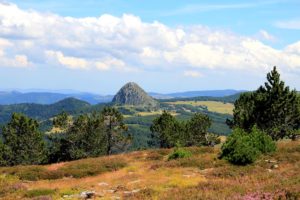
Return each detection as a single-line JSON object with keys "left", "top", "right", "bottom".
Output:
{"left": 0, "top": 140, "right": 299, "bottom": 199}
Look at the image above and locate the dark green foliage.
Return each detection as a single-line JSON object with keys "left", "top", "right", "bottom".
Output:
{"left": 48, "top": 107, "right": 130, "bottom": 162}
{"left": 168, "top": 148, "right": 192, "bottom": 160}
{"left": 220, "top": 127, "right": 276, "bottom": 165}
{"left": 0, "top": 98, "right": 92, "bottom": 125}
{"left": 151, "top": 111, "right": 219, "bottom": 148}
{"left": 230, "top": 67, "right": 300, "bottom": 140}
{"left": 1, "top": 113, "right": 47, "bottom": 166}
{"left": 24, "top": 189, "right": 56, "bottom": 198}
{"left": 150, "top": 111, "right": 184, "bottom": 148}
{"left": 161, "top": 102, "right": 232, "bottom": 135}
{"left": 185, "top": 113, "right": 212, "bottom": 146}
{"left": 49, "top": 113, "right": 107, "bottom": 162}
{"left": 52, "top": 111, "right": 69, "bottom": 129}
{"left": 127, "top": 124, "right": 153, "bottom": 150}
{"left": 250, "top": 126, "right": 276, "bottom": 153}
{"left": 220, "top": 128, "right": 260, "bottom": 165}
{"left": 0, "top": 141, "right": 11, "bottom": 166}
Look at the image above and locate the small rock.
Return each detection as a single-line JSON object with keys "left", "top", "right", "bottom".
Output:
{"left": 80, "top": 191, "right": 96, "bottom": 199}
{"left": 271, "top": 164, "right": 279, "bottom": 169}
{"left": 105, "top": 189, "right": 117, "bottom": 193}
{"left": 111, "top": 196, "right": 121, "bottom": 200}
{"left": 98, "top": 182, "right": 109, "bottom": 186}
{"left": 124, "top": 189, "right": 141, "bottom": 197}
{"left": 267, "top": 169, "right": 273, "bottom": 172}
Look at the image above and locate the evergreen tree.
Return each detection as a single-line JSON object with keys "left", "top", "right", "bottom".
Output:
{"left": 150, "top": 111, "right": 183, "bottom": 148}
{"left": 230, "top": 67, "right": 300, "bottom": 140}
{"left": 185, "top": 113, "right": 212, "bottom": 146}
{"left": 49, "top": 113, "right": 107, "bottom": 161}
{"left": 0, "top": 140, "right": 12, "bottom": 166}
{"left": 52, "top": 111, "right": 70, "bottom": 129}
{"left": 2, "top": 113, "right": 47, "bottom": 165}
{"left": 101, "top": 107, "right": 129, "bottom": 155}
{"left": 64, "top": 113, "right": 107, "bottom": 160}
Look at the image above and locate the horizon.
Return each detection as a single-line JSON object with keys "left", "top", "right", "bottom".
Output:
{"left": 0, "top": 0, "right": 300, "bottom": 93}
{"left": 0, "top": 86, "right": 246, "bottom": 96}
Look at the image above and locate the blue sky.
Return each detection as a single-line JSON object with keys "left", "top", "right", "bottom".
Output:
{"left": 0, "top": 0, "right": 300, "bottom": 94}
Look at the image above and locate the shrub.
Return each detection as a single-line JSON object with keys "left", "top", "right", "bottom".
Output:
{"left": 24, "top": 189, "right": 56, "bottom": 198}
{"left": 250, "top": 126, "right": 276, "bottom": 154}
{"left": 168, "top": 148, "right": 192, "bottom": 160}
{"left": 0, "top": 157, "right": 127, "bottom": 181}
{"left": 220, "top": 127, "right": 277, "bottom": 165}
{"left": 220, "top": 129, "right": 260, "bottom": 165}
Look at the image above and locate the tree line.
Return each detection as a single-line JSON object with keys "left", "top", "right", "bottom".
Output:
{"left": 0, "top": 66, "right": 299, "bottom": 166}
{"left": 0, "top": 107, "right": 130, "bottom": 166}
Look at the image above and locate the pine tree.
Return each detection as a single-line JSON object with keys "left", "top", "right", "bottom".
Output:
{"left": 64, "top": 113, "right": 107, "bottom": 160}
{"left": 230, "top": 67, "right": 300, "bottom": 140}
{"left": 185, "top": 113, "right": 212, "bottom": 146}
{"left": 150, "top": 111, "right": 183, "bottom": 148}
{"left": 0, "top": 140, "right": 12, "bottom": 166}
{"left": 101, "top": 107, "right": 129, "bottom": 155}
{"left": 2, "top": 113, "right": 47, "bottom": 165}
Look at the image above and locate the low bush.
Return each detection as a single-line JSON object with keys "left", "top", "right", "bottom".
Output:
{"left": 0, "top": 157, "right": 127, "bottom": 181}
{"left": 220, "top": 127, "right": 276, "bottom": 165}
{"left": 24, "top": 189, "right": 56, "bottom": 198}
{"left": 168, "top": 148, "right": 192, "bottom": 160}
{"left": 251, "top": 126, "right": 276, "bottom": 153}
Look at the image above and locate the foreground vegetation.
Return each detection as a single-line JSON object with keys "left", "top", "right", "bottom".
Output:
{"left": 0, "top": 140, "right": 298, "bottom": 199}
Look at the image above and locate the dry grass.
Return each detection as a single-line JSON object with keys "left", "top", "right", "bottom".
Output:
{"left": 136, "top": 111, "right": 178, "bottom": 116}
{"left": 0, "top": 156, "right": 127, "bottom": 181}
{"left": 167, "top": 101, "right": 234, "bottom": 114}
{"left": 0, "top": 140, "right": 299, "bottom": 200}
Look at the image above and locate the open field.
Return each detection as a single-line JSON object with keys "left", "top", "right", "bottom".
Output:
{"left": 166, "top": 101, "right": 234, "bottom": 115}
{"left": 0, "top": 140, "right": 299, "bottom": 200}
{"left": 136, "top": 111, "right": 178, "bottom": 117}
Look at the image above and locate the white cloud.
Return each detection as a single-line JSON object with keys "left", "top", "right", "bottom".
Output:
{"left": 275, "top": 19, "right": 300, "bottom": 30}
{"left": 184, "top": 70, "right": 202, "bottom": 78}
{"left": 46, "top": 50, "right": 88, "bottom": 69}
{"left": 0, "top": 2, "right": 300, "bottom": 73}
{"left": 95, "top": 57, "right": 125, "bottom": 71}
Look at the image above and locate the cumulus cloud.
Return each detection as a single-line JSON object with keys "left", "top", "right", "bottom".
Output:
{"left": 46, "top": 50, "right": 88, "bottom": 69}
{"left": 0, "top": 2, "right": 300, "bottom": 73}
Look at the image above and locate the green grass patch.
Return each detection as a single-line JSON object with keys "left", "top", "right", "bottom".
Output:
{"left": 24, "top": 189, "right": 56, "bottom": 198}
{"left": 168, "top": 148, "right": 192, "bottom": 160}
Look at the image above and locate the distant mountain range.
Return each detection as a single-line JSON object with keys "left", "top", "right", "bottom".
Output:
{"left": 0, "top": 91, "right": 113, "bottom": 105}
{"left": 149, "top": 89, "right": 246, "bottom": 99}
{"left": 0, "top": 89, "right": 245, "bottom": 105}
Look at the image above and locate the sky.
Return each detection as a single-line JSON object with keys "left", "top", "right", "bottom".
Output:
{"left": 0, "top": 0, "right": 300, "bottom": 94}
